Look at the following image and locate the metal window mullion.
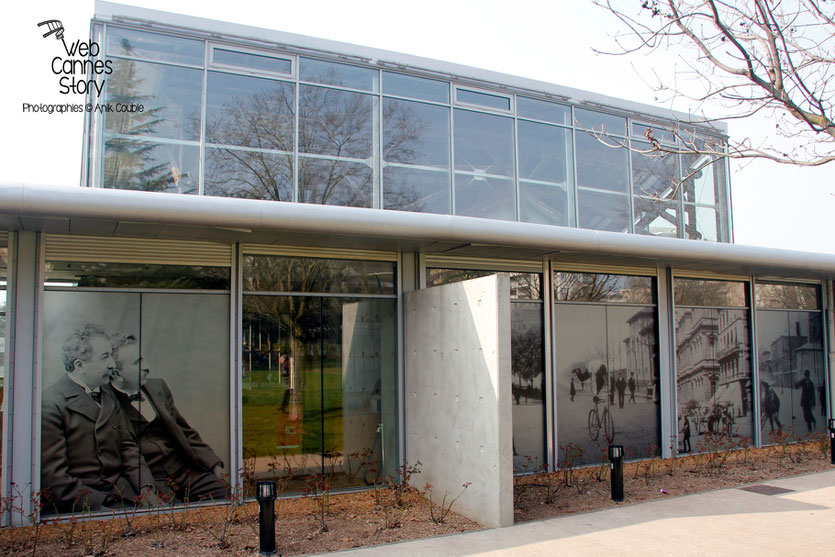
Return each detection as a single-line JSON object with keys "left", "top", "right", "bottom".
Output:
{"left": 660, "top": 266, "right": 677, "bottom": 458}
{"left": 396, "top": 251, "right": 406, "bottom": 479}
{"left": 102, "top": 133, "right": 201, "bottom": 148}
{"left": 513, "top": 102, "right": 521, "bottom": 222}
{"left": 543, "top": 260, "right": 555, "bottom": 472}
{"left": 294, "top": 74, "right": 300, "bottom": 203}
{"left": 242, "top": 291, "right": 396, "bottom": 300}
{"left": 750, "top": 277, "right": 763, "bottom": 448}
{"left": 104, "top": 52, "right": 205, "bottom": 71}
{"left": 198, "top": 39, "right": 208, "bottom": 195}
{"left": 374, "top": 70, "right": 382, "bottom": 209}
{"left": 570, "top": 113, "right": 579, "bottom": 228}
{"left": 626, "top": 121, "right": 635, "bottom": 234}
{"left": 449, "top": 91, "right": 456, "bottom": 215}
{"left": 44, "top": 286, "right": 230, "bottom": 295}
{"left": 678, "top": 152, "right": 686, "bottom": 239}
{"left": 232, "top": 243, "right": 243, "bottom": 495}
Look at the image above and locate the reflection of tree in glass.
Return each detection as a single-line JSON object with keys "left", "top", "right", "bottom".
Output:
{"left": 674, "top": 278, "right": 745, "bottom": 307}
{"left": 245, "top": 256, "right": 393, "bottom": 295}
{"left": 554, "top": 273, "right": 651, "bottom": 303}
{"left": 44, "top": 261, "right": 230, "bottom": 289}
{"left": 757, "top": 284, "right": 818, "bottom": 310}
{"left": 203, "top": 83, "right": 294, "bottom": 200}
{"left": 199, "top": 71, "right": 427, "bottom": 206}
{"left": 427, "top": 269, "right": 541, "bottom": 299}
{"left": 103, "top": 58, "right": 182, "bottom": 192}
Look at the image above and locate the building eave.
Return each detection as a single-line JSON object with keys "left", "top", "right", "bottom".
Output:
{"left": 1, "top": 182, "right": 832, "bottom": 279}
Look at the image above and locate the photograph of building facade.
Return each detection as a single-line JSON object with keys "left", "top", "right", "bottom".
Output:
{"left": 0, "top": 2, "right": 833, "bottom": 527}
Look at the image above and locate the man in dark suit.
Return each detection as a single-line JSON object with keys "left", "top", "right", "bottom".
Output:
{"left": 110, "top": 334, "right": 228, "bottom": 502}
{"left": 41, "top": 324, "right": 159, "bottom": 513}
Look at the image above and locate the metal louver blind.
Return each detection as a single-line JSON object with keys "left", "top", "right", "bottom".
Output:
{"left": 242, "top": 244, "right": 397, "bottom": 262}
{"left": 44, "top": 235, "right": 233, "bottom": 267}
{"left": 424, "top": 255, "right": 544, "bottom": 273}
{"left": 0, "top": 231, "right": 7, "bottom": 246}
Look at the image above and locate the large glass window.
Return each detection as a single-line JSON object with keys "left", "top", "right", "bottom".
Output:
{"left": 674, "top": 278, "right": 752, "bottom": 453}
{"left": 517, "top": 121, "right": 573, "bottom": 226}
{"left": 243, "top": 256, "right": 398, "bottom": 491}
{"left": 756, "top": 282, "right": 825, "bottom": 440}
{"left": 40, "top": 262, "right": 230, "bottom": 515}
{"left": 383, "top": 98, "right": 451, "bottom": 214}
{"left": 91, "top": 24, "right": 733, "bottom": 242}
{"left": 554, "top": 272, "right": 660, "bottom": 465}
{"left": 575, "top": 132, "right": 629, "bottom": 233}
{"left": 632, "top": 141, "right": 680, "bottom": 238}
{"left": 454, "top": 109, "right": 516, "bottom": 220}
{"left": 107, "top": 27, "right": 204, "bottom": 66}
{"left": 682, "top": 151, "right": 729, "bottom": 242}
{"left": 427, "top": 269, "right": 545, "bottom": 473}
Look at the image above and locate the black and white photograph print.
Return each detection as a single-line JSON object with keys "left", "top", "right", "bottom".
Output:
{"left": 757, "top": 310, "right": 825, "bottom": 440}
{"left": 555, "top": 303, "right": 661, "bottom": 466}
{"left": 675, "top": 307, "right": 753, "bottom": 453}
{"left": 41, "top": 290, "right": 230, "bottom": 513}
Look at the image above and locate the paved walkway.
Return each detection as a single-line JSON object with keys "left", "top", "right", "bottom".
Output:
{"left": 317, "top": 469, "right": 835, "bottom": 556}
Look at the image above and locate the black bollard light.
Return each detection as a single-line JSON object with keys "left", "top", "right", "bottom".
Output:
{"left": 829, "top": 419, "right": 835, "bottom": 466}
{"left": 608, "top": 445, "right": 624, "bottom": 502}
{"left": 256, "top": 480, "right": 277, "bottom": 555}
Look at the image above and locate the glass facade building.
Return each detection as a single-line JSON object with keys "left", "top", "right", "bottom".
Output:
{"left": 0, "top": 3, "right": 832, "bottom": 527}
{"left": 85, "top": 21, "right": 730, "bottom": 241}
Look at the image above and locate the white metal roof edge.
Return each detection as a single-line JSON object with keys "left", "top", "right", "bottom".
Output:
{"left": 93, "top": 1, "right": 727, "bottom": 134}
{"left": 1, "top": 183, "right": 831, "bottom": 276}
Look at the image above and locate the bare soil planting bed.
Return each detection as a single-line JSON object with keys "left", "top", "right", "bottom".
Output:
{"left": 2, "top": 436, "right": 832, "bottom": 556}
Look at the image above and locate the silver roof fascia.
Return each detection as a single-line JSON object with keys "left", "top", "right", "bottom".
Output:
{"left": 93, "top": 1, "right": 726, "bottom": 134}
{"left": 1, "top": 183, "right": 832, "bottom": 278}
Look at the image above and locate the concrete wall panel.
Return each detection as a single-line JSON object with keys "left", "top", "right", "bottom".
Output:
{"left": 404, "top": 274, "right": 512, "bottom": 528}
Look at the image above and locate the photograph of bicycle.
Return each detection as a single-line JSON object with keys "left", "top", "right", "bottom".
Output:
{"left": 553, "top": 272, "right": 661, "bottom": 466}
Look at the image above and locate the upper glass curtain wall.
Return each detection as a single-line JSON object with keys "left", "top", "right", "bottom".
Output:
{"left": 91, "top": 24, "right": 730, "bottom": 241}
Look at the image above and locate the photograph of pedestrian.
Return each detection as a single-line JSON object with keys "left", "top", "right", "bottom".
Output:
{"left": 616, "top": 373, "right": 627, "bottom": 409}
{"left": 110, "top": 334, "right": 228, "bottom": 502}
{"left": 41, "top": 323, "right": 160, "bottom": 513}
{"left": 755, "top": 295, "right": 825, "bottom": 440}
{"left": 795, "top": 370, "right": 817, "bottom": 433}
{"left": 554, "top": 272, "right": 660, "bottom": 466}
{"left": 760, "top": 380, "right": 783, "bottom": 434}
{"left": 681, "top": 416, "right": 691, "bottom": 453}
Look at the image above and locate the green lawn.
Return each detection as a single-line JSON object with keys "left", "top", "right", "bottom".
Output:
{"left": 242, "top": 361, "right": 346, "bottom": 461}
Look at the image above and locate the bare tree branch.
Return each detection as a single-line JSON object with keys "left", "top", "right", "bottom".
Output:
{"left": 592, "top": 0, "right": 835, "bottom": 170}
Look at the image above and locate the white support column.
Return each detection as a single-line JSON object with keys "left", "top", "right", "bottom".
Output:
{"left": 3, "top": 231, "right": 41, "bottom": 525}
{"left": 657, "top": 265, "right": 675, "bottom": 458}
